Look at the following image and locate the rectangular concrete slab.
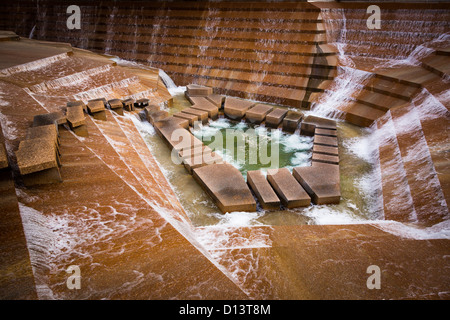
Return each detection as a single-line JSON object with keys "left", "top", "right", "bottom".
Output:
{"left": 312, "top": 153, "right": 339, "bottom": 165}
{"left": 282, "top": 110, "right": 303, "bottom": 132}
{"left": 193, "top": 163, "right": 257, "bottom": 213}
{"left": 266, "top": 168, "right": 310, "bottom": 208}
{"left": 313, "top": 144, "right": 339, "bottom": 156}
{"left": 245, "top": 104, "right": 273, "bottom": 124}
{"left": 315, "top": 128, "right": 337, "bottom": 137}
{"left": 66, "top": 105, "right": 85, "bottom": 128}
{"left": 224, "top": 97, "right": 256, "bottom": 120}
{"left": 87, "top": 100, "right": 105, "bottom": 113}
{"left": 247, "top": 170, "right": 280, "bottom": 210}
{"left": 293, "top": 163, "right": 341, "bottom": 204}
{"left": 314, "top": 135, "right": 338, "bottom": 147}
{"left": 186, "top": 84, "right": 213, "bottom": 96}
{"left": 15, "top": 138, "right": 58, "bottom": 175}
{"left": 265, "top": 108, "right": 288, "bottom": 128}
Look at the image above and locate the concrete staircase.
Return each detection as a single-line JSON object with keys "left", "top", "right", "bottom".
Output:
{"left": 0, "top": 0, "right": 338, "bottom": 109}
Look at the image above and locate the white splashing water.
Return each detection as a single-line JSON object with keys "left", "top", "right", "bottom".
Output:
{"left": 311, "top": 66, "right": 373, "bottom": 119}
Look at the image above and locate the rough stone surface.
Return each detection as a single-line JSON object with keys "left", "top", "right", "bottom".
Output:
{"left": 193, "top": 163, "right": 257, "bottom": 213}
{"left": 245, "top": 104, "right": 273, "bottom": 124}
{"left": 247, "top": 170, "right": 280, "bottom": 210}
{"left": 265, "top": 108, "right": 288, "bottom": 128}
{"left": 267, "top": 168, "right": 310, "bottom": 208}
{"left": 293, "top": 163, "right": 341, "bottom": 204}
{"left": 15, "top": 138, "right": 58, "bottom": 175}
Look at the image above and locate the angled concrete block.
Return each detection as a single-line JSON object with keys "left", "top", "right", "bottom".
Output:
{"left": 293, "top": 163, "right": 341, "bottom": 205}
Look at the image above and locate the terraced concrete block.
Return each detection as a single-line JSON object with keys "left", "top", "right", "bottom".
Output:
{"left": 193, "top": 163, "right": 257, "bottom": 213}
{"left": 282, "top": 110, "right": 303, "bottom": 132}
{"left": 15, "top": 138, "right": 58, "bottom": 176}
{"left": 265, "top": 108, "right": 288, "bottom": 128}
{"left": 267, "top": 168, "right": 310, "bottom": 208}
{"left": 224, "top": 97, "right": 256, "bottom": 120}
{"left": 293, "top": 163, "right": 340, "bottom": 205}
{"left": 247, "top": 170, "right": 280, "bottom": 210}
{"left": 245, "top": 104, "right": 273, "bottom": 124}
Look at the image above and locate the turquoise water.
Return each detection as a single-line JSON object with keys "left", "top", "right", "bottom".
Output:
{"left": 192, "top": 117, "right": 313, "bottom": 179}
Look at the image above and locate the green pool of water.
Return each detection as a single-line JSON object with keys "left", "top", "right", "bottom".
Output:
{"left": 192, "top": 118, "right": 313, "bottom": 179}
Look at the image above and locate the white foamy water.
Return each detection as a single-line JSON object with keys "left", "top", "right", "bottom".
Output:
{"left": 0, "top": 53, "right": 70, "bottom": 76}
{"left": 311, "top": 66, "right": 373, "bottom": 119}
